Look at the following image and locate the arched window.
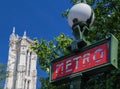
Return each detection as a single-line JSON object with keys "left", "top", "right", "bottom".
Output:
{"left": 28, "top": 52, "right": 32, "bottom": 76}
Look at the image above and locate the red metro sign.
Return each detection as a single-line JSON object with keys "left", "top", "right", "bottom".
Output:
{"left": 52, "top": 43, "right": 107, "bottom": 80}
{"left": 50, "top": 35, "right": 118, "bottom": 84}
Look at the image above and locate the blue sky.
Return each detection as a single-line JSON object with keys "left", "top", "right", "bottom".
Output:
{"left": 0, "top": 0, "right": 73, "bottom": 88}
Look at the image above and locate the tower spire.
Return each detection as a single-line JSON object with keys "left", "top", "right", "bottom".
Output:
{"left": 24, "top": 31, "right": 26, "bottom": 36}
{"left": 12, "top": 27, "right": 15, "bottom": 34}
{"left": 23, "top": 31, "right": 27, "bottom": 38}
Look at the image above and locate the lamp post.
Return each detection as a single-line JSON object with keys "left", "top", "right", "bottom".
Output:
{"left": 67, "top": 2, "right": 94, "bottom": 52}
{"left": 67, "top": 2, "right": 94, "bottom": 89}
{"left": 50, "top": 1, "right": 118, "bottom": 89}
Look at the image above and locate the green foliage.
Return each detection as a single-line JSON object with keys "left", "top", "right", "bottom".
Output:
{"left": 30, "top": 33, "right": 72, "bottom": 89}
{"left": 62, "top": 9, "right": 69, "bottom": 17}
{"left": 39, "top": 77, "right": 69, "bottom": 89}
{"left": 31, "top": 0, "right": 120, "bottom": 89}
{"left": 88, "top": 0, "right": 120, "bottom": 41}
{"left": 0, "top": 63, "right": 7, "bottom": 89}
{"left": 30, "top": 33, "right": 72, "bottom": 74}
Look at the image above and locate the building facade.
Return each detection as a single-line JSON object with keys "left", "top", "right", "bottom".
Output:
{"left": 4, "top": 28, "right": 37, "bottom": 89}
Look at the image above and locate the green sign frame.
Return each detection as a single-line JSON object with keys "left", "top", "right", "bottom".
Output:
{"left": 50, "top": 34, "right": 118, "bottom": 85}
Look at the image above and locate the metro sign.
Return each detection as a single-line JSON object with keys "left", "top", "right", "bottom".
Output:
{"left": 50, "top": 34, "right": 118, "bottom": 84}
{"left": 52, "top": 43, "right": 107, "bottom": 79}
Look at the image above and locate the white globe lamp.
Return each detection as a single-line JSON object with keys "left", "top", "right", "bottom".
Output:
{"left": 67, "top": 3, "right": 95, "bottom": 51}
{"left": 68, "top": 3, "right": 95, "bottom": 28}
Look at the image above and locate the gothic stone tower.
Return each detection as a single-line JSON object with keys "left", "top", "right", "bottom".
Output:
{"left": 4, "top": 27, "right": 37, "bottom": 89}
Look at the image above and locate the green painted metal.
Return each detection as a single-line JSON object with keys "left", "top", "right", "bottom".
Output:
{"left": 67, "top": 22, "right": 90, "bottom": 52}
{"left": 109, "top": 34, "right": 118, "bottom": 69}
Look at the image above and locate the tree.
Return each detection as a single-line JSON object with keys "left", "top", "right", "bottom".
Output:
{"left": 31, "top": 0, "right": 120, "bottom": 89}
{"left": 0, "top": 63, "right": 7, "bottom": 89}
{"left": 30, "top": 33, "right": 72, "bottom": 89}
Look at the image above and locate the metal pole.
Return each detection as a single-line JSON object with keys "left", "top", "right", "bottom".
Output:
{"left": 78, "top": 0, "right": 87, "bottom": 3}
{"left": 70, "top": 75, "right": 88, "bottom": 89}
{"left": 70, "top": 78, "right": 81, "bottom": 89}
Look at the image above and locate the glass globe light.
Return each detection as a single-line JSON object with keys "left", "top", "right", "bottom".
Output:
{"left": 68, "top": 3, "right": 95, "bottom": 28}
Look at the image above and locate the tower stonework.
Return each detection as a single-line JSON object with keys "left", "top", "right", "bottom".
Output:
{"left": 4, "top": 28, "right": 37, "bottom": 89}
